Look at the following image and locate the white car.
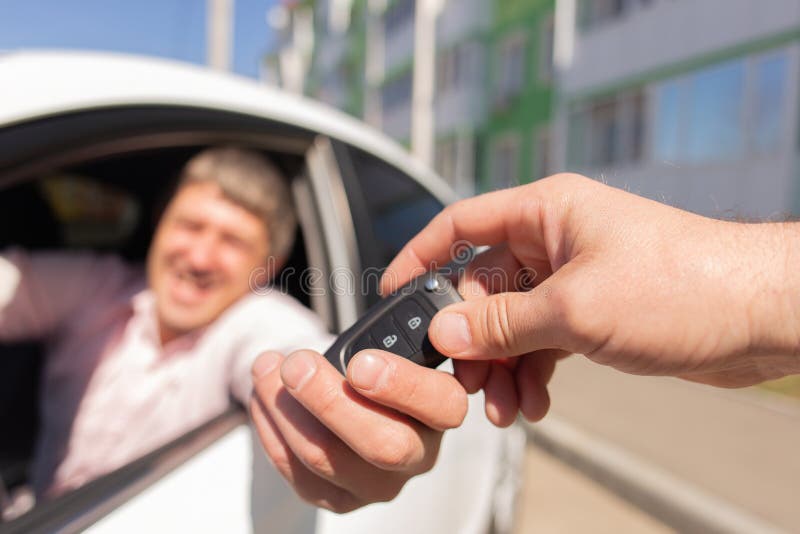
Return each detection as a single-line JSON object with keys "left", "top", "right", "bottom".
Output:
{"left": 0, "top": 51, "right": 524, "bottom": 534}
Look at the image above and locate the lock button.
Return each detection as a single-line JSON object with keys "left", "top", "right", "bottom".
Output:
{"left": 393, "top": 299, "right": 432, "bottom": 347}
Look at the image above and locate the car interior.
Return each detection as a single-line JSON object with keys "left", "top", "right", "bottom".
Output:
{"left": 0, "top": 142, "right": 317, "bottom": 521}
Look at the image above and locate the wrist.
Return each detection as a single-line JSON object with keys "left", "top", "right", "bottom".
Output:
{"left": 739, "top": 222, "right": 800, "bottom": 376}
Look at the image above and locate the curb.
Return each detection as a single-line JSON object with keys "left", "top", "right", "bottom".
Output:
{"left": 524, "top": 416, "right": 788, "bottom": 534}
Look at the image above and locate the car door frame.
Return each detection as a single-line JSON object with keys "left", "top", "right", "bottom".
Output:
{"left": 0, "top": 111, "right": 365, "bottom": 532}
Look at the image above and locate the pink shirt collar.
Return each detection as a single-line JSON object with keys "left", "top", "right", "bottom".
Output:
{"left": 130, "top": 290, "right": 207, "bottom": 357}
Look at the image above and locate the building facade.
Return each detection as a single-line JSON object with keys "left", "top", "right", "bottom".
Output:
{"left": 553, "top": 0, "right": 800, "bottom": 218}
{"left": 267, "top": 0, "right": 800, "bottom": 215}
{"left": 289, "top": 0, "right": 556, "bottom": 197}
{"left": 480, "top": 0, "right": 556, "bottom": 192}
{"left": 307, "top": 0, "right": 367, "bottom": 117}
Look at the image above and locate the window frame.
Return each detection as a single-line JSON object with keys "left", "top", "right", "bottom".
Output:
{"left": 494, "top": 31, "right": 528, "bottom": 108}
{"left": 0, "top": 106, "right": 346, "bottom": 530}
{"left": 490, "top": 132, "right": 521, "bottom": 190}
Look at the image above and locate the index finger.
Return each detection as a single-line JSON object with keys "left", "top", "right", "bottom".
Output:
{"left": 380, "top": 184, "right": 543, "bottom": 294}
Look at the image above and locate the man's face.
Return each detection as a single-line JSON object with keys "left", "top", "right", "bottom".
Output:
{"left": 147, "top": 182, "right": 269, "bottom": 340}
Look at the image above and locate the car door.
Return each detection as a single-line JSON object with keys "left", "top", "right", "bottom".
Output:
{"left": 0, "top": 105, "right": 352, "bottom": 533}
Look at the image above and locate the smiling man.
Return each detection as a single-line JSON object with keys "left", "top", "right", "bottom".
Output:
{"left": 0, "top": 147, "right": 480, "bottom": 521}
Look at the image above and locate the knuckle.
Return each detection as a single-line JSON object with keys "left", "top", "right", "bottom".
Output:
{"left": 549, "top": 280, "right": 604, "bottom": 352}
{"left": 480, "top": 296, "right": 515, "bottom": 352}
{"left": 299, "top": 442, "right": 335, "bottom": 478}
{"left": 442, "top": 387, "right": 468, "bottom": 428}
{"left": 548, "top": 281, "right": 581, "bottom": 329}
{"left": 371, "top": 480, "right": 405, "bottom": 503}
{"left": 325, "top": 492, "right": 361, "bottom": 514}
{"left": 414, "top": 441, "right": 439, "bottom": 474}
{"left": 366, "top": 429, "right": 420, "bottom": 471}
{"left": 310, "top": 382, "right": 341, "bottom": 419}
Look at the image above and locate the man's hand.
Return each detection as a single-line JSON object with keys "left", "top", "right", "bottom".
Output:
{"left": 381, "top": 173, "right": 800, "bottom": 426}
{"left": 249, "top": 349, "right": 467, "bottom": 513}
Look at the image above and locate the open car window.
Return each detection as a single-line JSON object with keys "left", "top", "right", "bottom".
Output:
{"left": 0, "top": 130, "right": 329, "bottom": 528}
{"left": 332, "top": 142, "right": 445, "bottom": 307}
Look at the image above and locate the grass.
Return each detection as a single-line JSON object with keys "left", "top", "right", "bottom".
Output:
{"left": 758, "top": 375, "right": 800, "bottom": 401}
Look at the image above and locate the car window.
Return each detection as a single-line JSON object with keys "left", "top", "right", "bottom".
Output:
{"left": 0, "top": 144, "right": 318, "bottom": 525}
{"left": 334, "top": 144, "right": 444, "bottom": 304}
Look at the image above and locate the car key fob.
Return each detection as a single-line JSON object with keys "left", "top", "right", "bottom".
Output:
{"left": 324, "top": 272, "right": 463, "bottom": 374}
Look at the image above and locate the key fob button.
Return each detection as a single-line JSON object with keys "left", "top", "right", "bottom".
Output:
{"left": 322, "top": 272, "right": 463, "bottom": 374}
{"left": 393, "top": 299, "right": 431, "bottom": 347}
{"left": 371, "top": 316, "right": 414, "bottom": 357}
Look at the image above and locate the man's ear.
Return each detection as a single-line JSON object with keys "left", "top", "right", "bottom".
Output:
{"left": 267, "top": 254, "right": 288, "bottom": 278}
{"left": 252, "top": 255, "right": 284, "bottom": 288}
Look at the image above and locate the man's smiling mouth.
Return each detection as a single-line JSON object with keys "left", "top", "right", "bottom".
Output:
{"left": 169, "top": 269, "right": 220, "bottom": 304}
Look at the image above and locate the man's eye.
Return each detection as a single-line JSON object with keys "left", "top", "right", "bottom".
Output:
{"left": 223, "top": 235, "right": 248, "bottom": 250}
{"left": 176, "top": 219, "right": 202, "bottom": 232}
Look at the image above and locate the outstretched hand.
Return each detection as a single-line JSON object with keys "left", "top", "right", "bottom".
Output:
{"left": 249, "top": 348, "right": 467, "bottom": 512}
{"left": 381, "top": 173, "right": 800, "bottom": 426}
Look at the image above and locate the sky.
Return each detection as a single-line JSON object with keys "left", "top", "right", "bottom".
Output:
{"left": 0, "top": 0, "right": 278, "bottom": 78}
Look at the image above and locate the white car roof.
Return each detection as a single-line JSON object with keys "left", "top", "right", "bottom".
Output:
{"left": 0, "top": 50, "right": 455, "bottom": 203}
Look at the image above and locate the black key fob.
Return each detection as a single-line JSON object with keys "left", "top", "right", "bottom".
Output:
{"left": 324, "top": 272, "right": 463, "bottom": 374}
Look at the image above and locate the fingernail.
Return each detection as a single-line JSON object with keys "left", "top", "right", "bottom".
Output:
{"left": 281, "top": 352, "right": 317, "bottom": 391}
{"left": 349, "top": 353, "right": 389, "bottom": 391}
{"left": 433, "top": 313, "right": 472, "bottom": 354}
{"left": 252, "top": 352, "right": 281, "bottom": 379}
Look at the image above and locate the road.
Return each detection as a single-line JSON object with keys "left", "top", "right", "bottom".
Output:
{"left": 514, "top": 357, "right": 800, "bottom": 533}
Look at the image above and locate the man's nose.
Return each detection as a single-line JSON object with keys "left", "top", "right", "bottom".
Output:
{"left": 186, "top": 233, "right": 218, "bottom": 270}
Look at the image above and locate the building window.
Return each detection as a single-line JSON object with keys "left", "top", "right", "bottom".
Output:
{"left": 436, "top": 41, "right": 484, "bottom": 96}
{"left": 653, "top": 51, "right": 788, "bottom": 164}
{"left": 436, "top": 134, "right": 476, "bottom": 195}
{"left": 435, "top": 138, "right": 458, "bottom": 184}
{"left": 685, "top": 60, "right": 745, "bottom": 163}
{"left": 579, "top": 0, "right": 626, "bottom": 30}
{"left": 653, "top": 81, "right": 681, "bottom": 163}
{"left": 579, "top": 0, "right": 657, "bottom": 31}
{"left": 495, "top": 33, "right": 527, "bottom": 107}
{"left": 534, "top": 127, "right": 553, "bottom": 179}
{"left": 752, "top": 51, "right": 789, "bottom": 153}
{"left": 538, "top": 15, "right": 555, "bottom": 83}
{"left": 385, "top": 0, "right": 415, "bottom": 35}
{"left": 381, "top": 70, "right": 413, "bottom": 112}
{"left": 568, "top": 89, "right": 645, "bottom": 168}
{"left": 491, "top": 135, "right": 521, "bottom": 190}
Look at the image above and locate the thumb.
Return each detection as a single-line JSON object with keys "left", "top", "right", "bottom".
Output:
{"left": 428, "top": 280, "right": 577, "bottom": 360}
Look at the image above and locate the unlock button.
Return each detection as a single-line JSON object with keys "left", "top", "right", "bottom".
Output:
{"left": 371, "top": 316, "right": 414, "bottom": 358}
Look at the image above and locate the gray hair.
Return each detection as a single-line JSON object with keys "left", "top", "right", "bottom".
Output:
{"left": 178, "top": 146, "right": 296, "bottom": 261}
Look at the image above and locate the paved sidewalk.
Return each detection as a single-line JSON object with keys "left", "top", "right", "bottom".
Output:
{"left": 514, "top": 444, "right": 674, "bottom": 533}
{"left": 538, "top": 357, "right": 800, "bottom": 532}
